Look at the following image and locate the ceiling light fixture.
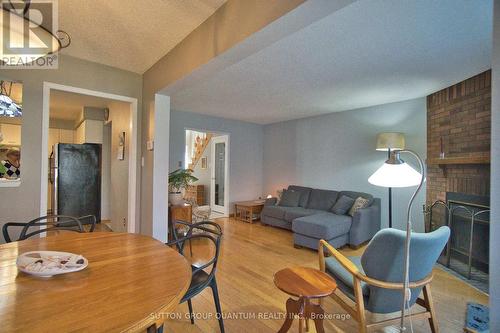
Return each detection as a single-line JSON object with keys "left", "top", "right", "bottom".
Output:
{"left": 1, "top": 0, "right": 70, "bottom": 66}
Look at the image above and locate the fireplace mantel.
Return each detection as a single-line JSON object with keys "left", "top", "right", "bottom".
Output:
{"left": 427, "top": 155, "right": 491, "bottom": 166}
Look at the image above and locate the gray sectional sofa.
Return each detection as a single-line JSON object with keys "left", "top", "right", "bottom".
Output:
{"left": 262, "top": 185, "right": 381, "bottom": 250}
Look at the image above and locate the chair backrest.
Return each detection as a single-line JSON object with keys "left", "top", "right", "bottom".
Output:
{"left": 168, "top": 221, "right": 223, "bottom": 281}
{"left": 360, "top": 226, "right": 450, "bottom": 313}
{"left": 77, "top": 215, "right": 97, "bottom": 232}
{"left": 2, "top": 215, "right": 86, "bottom": 243}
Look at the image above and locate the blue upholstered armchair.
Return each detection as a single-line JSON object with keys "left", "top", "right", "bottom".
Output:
{"left": 319, "top": 227, "right": 450, "bottom": 333}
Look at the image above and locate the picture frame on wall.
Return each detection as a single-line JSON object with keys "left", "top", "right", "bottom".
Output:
{"left": 201, "top": 157, "right": 207, "bottom": 169}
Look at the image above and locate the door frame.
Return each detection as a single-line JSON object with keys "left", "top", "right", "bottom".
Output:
{"left": 41, "top": 82, "right": 139, "bottom": 233}
{"left": 210, "top": 134, "right": 230, "bottom": 216}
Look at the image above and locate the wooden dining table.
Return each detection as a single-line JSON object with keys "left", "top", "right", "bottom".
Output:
{"left": 0, "top": 232, "right": 192, "bottom": 332}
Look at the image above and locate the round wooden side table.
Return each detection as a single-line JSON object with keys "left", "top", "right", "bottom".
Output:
{"left": 274, "top": 266, "right": 337, "bottom": 333}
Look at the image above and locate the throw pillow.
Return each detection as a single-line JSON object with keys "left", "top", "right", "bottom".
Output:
{"left": 278, "top": 190, "right": 301, "bottom": 207}
{"left": 331, "top": 195, "right": 355, "bottom": 215}
{"left": 348, "top": 197, "right": 370, "bottom": 216}
{"left": 276, "top": 189, "right": 285, "bottom": 205}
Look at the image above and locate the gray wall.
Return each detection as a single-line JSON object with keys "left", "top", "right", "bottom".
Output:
{"left": 490, "top": 0, "right": 499, "bottom": 329}
{"left": 170, "top": 110, "right": 264, "bottom": 213}
{"left": 0, "top": 55, "right": 142, "bottom": 242}
{"left": 108, "top": 101, "right": 131, "bottom": 232}
{"left": 263, "top": 98, "right": 427, "bottom": 231}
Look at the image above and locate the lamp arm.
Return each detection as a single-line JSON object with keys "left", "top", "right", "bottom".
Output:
{"left": 398, "top": 149, "right": 425, "bottom": 331}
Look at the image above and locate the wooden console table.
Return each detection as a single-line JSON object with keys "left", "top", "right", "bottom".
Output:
{"left": 168, "top": 203, "right": 192, "bottom": 241}
{"left": 234, "top": 200, "right": 265, "bottom": 223}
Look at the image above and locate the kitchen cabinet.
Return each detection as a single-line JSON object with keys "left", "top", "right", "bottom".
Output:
{"left": 48, "top": 128, "right": 75, "bottom": 152}
{"left": 1, "top": 124, "right": 21, "bottom": 146}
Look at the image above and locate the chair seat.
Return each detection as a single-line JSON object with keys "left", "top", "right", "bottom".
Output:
{"left": 181, "top": 266, "right": 211, "bottom": 302}
{"left": 325, "top": 256, "right": 370, "bottom": 299}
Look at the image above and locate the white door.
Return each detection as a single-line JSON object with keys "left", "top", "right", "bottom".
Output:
{"left": 210, "top": 135, "right": 229, "bottom": 215}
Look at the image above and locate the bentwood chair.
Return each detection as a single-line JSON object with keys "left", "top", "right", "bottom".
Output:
{"left": 2, "top": 215, "right": 96, "bottom": 243}
{"left": 166, "top": 221, "right": 224, "bottom": 333}
{"left": 319, "top": 227, "right": 450, "bottom": 333}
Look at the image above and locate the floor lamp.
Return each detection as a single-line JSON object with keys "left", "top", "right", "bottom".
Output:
{"left": 368, "top": 149, "right": 425, "bottom": 331}
{"left": 376, "top": 132, "right": 406, "bottom": 228}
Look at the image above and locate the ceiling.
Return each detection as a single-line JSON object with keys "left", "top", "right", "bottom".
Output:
{"left": 168, "top": 0, "right": 493, "bottom": 124}
{"left": 59, "top": 0, "right": 226, "bottom": 73}
{"left": 50, "top": 90, "right": 127, "bottom": 121}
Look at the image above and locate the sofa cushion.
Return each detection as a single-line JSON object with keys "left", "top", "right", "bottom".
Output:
{"left": 261, "top": 205, "right": 287, "bottom": 219}
{"left": 279, "top": 189, "right": 301, "bottom": 207}
{"left": 288, "top": 185, "right": 312, "bottom": 208}
{"left": 283, "top": 207, "right": 323, "bottom": 223}
{"left": 331, "top": 195, "right": 355, "bottom": 215}
{"left": 340, "top": 191, "right": 374, "bottom": 206}
{"left": 325, "top": 256, "right": 370, "bottom": 297}
{"left": 348, "top": 197, "right": 371, "bottom": 216}
{"left": 292, "top": 213, "right": 352, "bottom": 240}
{"left": 307, "top": 189, "right": 339, "bottom": 211}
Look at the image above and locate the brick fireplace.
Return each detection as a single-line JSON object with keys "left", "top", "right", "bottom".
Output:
{"left": 426, "top": 70, "right": 491, "bottom": 281}
{"left": 426, "top": 70, "right": 491, "bottom": 206}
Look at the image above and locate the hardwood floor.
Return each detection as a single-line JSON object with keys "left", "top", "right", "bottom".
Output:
{"left": 164, "top": 217, "right": 488, "bottom": 333}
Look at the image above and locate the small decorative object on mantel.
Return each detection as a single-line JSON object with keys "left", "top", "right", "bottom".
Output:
{"left": 440, "top": 136, "right": 445, "bottom": 159}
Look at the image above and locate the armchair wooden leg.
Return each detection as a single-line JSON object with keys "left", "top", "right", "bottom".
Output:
{"left": 423, "top": 285, "right": 439, "bottom": 333}
{"left": 353, "top": 279, "right": 367, "bottom": 333}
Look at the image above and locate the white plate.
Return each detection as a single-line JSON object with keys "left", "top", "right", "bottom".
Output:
{"left": 16, "top": 251, "right": 88, "bottom": 278}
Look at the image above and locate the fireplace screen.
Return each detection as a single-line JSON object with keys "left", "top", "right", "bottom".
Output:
{"left": 426, "top": 192, "right": 489, "bottom": 291}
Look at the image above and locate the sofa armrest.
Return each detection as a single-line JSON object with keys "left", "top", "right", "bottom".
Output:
{"left": 264, "top": 197, "right": 277, "bottom": 206}
{"left": 349, "top": 198, "right": 381, "bottom": 247}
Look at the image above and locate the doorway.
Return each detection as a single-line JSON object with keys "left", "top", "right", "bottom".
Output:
{"left": 210, "top": 135, "right": 229, "bottom": 215}
{"left": 184, "top": 129, "right": 229, "bottom": 217}
{"left": 41, "top": 82, "right": 138, "bottom": 233}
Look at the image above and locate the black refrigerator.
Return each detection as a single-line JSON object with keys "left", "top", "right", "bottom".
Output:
{"left": 50, "top": 143, "right": 102, "bottom": 222}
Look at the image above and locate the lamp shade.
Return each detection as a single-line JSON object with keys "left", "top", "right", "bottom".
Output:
{"left": 376, "top": 132, "right": 405, "bottom": 151}
{"left": 368, "top": 162, "right": 422, "bottom": 188}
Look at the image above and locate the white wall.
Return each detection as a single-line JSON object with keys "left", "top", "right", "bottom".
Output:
{"left": 80, "top": 120, "right": 104, "bottom": 144}
{"left": 169, "top": 110, "right": 264, "bottom": 214}
{"left": 101, "top": 123, "right": 111, "bottom": 220}
{"left": 263, "top": 98, "right": 427, "bottom": 231}
{"left": 152, "top": 94, "right": 170, "bottom": 241}
{"left": 490, "top": 0, "right": 499, "bottom": 329}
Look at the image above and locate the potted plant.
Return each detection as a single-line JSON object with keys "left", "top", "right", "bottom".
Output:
{"left": 168, "top": 168, "right": 198, "bottom": 205}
